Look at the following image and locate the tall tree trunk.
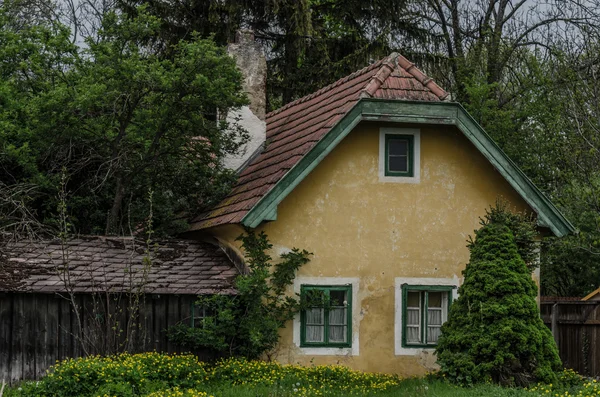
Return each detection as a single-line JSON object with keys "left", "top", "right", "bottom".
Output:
{"left": 449, "top": 0, "right": 468, "bottom": 103}
{"left": 487, "top": 0, "right": 508, "bottom": 85}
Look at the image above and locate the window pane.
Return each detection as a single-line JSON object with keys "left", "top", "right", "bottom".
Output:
{"left": 388, "top": 156, "right": 408, "bottom": 172}
{"left": 428, "top": 292, "right": 443, "bottom": 308}
{"left": 428, "top": 309, "right": 442, "bottom": 326}
{"left": 407, "top": 308, "right": 420, "bottom": 326}
{"left": 306, "top": 326, "right": 324, "bottom": 342}
{"left": 330, "top": 290, "right": 347, "bottom": 306}
{"left": 329, "top": 326, "right": 347, "bottom": 343}
{"left": 427, "top": 327, "right": 441, "bottom": 343}
{"left": 306, "top": 308, "right": 324, "bottom": 324}
{"left": 407, "top": 327, "right": 420, "bottom": 343}
{"left": 388, "top": 139, "right": 408, "bottom": 155}
{"left": 407, "top": 291, "right": 420, "bottom": 308}
{"left": 329, "top": 307, "right": 346, "bottom": 325}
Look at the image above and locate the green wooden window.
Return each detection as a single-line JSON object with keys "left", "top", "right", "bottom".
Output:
{"left": 385, "top": 134, "right": 414, "bottom": 177}
{"left": 300, "top": 285, "right": 352, "bottom": 347}
{"left": 402, "top": 285, "right": 453, "bottom": 348}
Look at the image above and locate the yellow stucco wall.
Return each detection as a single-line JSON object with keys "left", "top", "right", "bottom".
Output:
{"left": 210, "top": 121, "right": 534, "bottom": 376}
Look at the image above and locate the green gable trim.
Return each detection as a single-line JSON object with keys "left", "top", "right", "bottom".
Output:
{"left": 242, "top": 99, "right": 575, "bottom": 237}
{"left": 242, "top": 104, "right": 363, "bottom": 228}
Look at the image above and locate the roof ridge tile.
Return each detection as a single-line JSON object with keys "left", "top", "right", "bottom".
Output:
{"left": 360, "top": 53, "right": 397, "bottom": 98}
{"left": 395, "top": 54, "right": 449, "bottom": 100}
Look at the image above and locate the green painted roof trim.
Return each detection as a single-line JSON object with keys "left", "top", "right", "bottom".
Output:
{"left": 242, "top": 99, "right": 575, "bottom": 237}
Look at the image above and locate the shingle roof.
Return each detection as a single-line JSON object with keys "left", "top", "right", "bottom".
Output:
{"left": 0, "top": 237, "right": 238, "bottom": 294}
{"left": 191, "top": 53, "right": 447, "bottom": 230}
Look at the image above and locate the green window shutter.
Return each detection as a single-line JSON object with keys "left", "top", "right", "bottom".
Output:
{"left": 401, "top": 285, "right": 454, "bottom": 348}
{"left": 300, "top": 285, "right": 352, "bottom": 348}
{"left": 385, "top": 134, "right": 414, "bottom": 177}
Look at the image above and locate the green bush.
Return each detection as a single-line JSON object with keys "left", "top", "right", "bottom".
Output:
{"left": 22, "top": 352, "right": 208, "bottom": 397}
{"left": 435, "top": 219, "right": 561, "bottom": 386}
{"left": 208, "top": 357, "right": 401, "bottom": 393}
{"left": 6, "top": 353, "right": 401, "bottom": 397}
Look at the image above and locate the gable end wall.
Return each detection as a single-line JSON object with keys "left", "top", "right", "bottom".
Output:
{"left": 211, "top": 121, "right": 535, "bottom": 376}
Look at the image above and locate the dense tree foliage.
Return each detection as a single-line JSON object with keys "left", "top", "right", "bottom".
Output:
{"left": 436, "top": 218, "right": 561, "bottom": 386}
{"left": 117, "top": 0, "right": 431, "bottom": 108}
{"left": 0, "top": 8, "right": 248, "bottom": 236}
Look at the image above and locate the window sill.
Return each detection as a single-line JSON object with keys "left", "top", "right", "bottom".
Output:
{"left": 403, "top": 344, "right": 438, "bottom": 349}
{"left": 395, "top": 345, "right": 437, "bottom": 356}
{"left": 378, "top": 174, "right": 420, "bottom": 184}
{"left": 297, "top": 346, "right": 354, "bottom": 356}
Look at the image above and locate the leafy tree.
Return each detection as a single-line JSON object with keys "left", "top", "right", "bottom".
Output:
{"left": 0, "top": 8, "right": 248, "bottom": 236}
{"left": 168, "top": 230, "right": 311, "bottom": 359}
{"left": 436, "top": 214, "right": 561, "bottom": 386}
{"left": 533, "top": 41, "right": 600, "bottom": 297}
{"left": 117, "top": 0, "right": 430, "bottom": 108}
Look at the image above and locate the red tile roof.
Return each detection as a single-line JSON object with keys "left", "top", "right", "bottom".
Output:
{"left": 0, "top": 237, "right": 238, "bottom": 294}
{"left": 190, "top": 53, "right": 448, "bottom": 230}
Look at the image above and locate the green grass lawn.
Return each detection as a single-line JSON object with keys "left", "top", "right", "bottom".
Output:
{"left": 198, "top": 379, "right": 541, "bottom": 397}
{"left": 183, "top": 379, "right": 536, "bottom": 397}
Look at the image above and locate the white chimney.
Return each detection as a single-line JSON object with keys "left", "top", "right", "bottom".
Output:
{"left": 224, "top": 30, "right": 267, "bottom": 172}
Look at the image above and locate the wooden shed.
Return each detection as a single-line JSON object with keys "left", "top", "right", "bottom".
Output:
{"left": 0, "top": 236, "right": 240, "bottom": 382}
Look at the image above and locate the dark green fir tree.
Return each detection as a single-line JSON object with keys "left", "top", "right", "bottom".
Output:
{"left": 436, "top": 220, "right": 561, "bottom": 386}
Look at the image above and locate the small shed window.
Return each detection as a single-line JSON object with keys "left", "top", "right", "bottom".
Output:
{"left": 385, "top": 134, "right": 414, "bottom": 177}
{"left": 402, "top": 285, "right": 453, "bottom": 347}
{"left": 300, "top": 285, "right": 352, "bottom": 347}
{"left": 191, "top": 303, "right": 210, "bottom": 329}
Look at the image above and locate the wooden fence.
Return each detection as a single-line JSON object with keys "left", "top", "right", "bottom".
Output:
{"left": 541, "top": 301, "right": 600, "bottom": 377}
{"left": 0, "top": 292, "right": 213, "bottom": 383}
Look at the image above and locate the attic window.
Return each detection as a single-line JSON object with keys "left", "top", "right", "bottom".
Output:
{"left": 379, "top": 128, "right": 420, "bottom": 183}
{"left": 385, "top": 135, "right": 413, "bottom": 176}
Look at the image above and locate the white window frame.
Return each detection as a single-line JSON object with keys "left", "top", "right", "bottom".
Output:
{"left": 394, "top": 276, "right": 459, "bottom": 356}
{"left": 293, "top": 277, "right": 360, "bottom": 356}
{"left": 379, "top": 127, "right": 421, "bottom": 183}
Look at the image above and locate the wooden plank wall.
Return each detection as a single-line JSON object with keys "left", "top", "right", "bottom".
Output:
{"left": 0, "top": 292, "right": 213, "bottom": 383}
{"left": 541, "top": 301, "right": 600, "bottom": 377}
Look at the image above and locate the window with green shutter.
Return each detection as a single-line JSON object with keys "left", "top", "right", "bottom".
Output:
{"left": 300, "top": 285, "right": 352, "bottom": 347}
{"left": 402, "top": 285, "right": 453, "bottom": 347}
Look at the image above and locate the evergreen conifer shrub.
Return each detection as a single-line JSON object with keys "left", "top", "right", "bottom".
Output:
{"left": 435, "top": 221, "right": 561, "bottom": 386}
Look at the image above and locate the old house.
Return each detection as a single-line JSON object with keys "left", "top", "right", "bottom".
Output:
{"left": 187, "top": 48, "right": 575, "bottom": 376}
{"left": 0, "top": 32, "right": 575, "bottom": 381}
